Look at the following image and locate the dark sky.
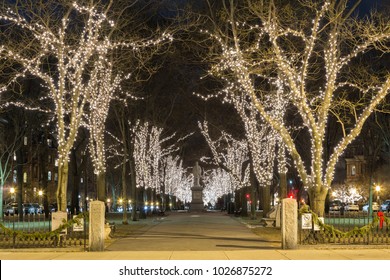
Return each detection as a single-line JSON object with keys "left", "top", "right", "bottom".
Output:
{"left": 360, "top": 0, "right": 387, "bottom": 13}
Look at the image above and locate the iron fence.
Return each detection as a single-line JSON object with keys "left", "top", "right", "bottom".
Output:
{"left": 299, "top": 210, "right": 390, "bottom": 245}
{"left": 0, "top": 212, "right": 88, "bottom": 249}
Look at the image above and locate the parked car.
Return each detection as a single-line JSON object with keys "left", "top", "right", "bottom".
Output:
{"left": 23, "top": 203, "right": 44, "bottom": 214}
{"left": 32, "top": 203, "right": 44, "bottom": 214}
{"left": 3, "top": 202, "right": 22, "bottom": 216}
{"left": 380, "top": 200, "right": 390, "bottom": 212}
{"left": 329, "top": 200, "right": 344, "bottom": 213}
{"left": 344, "top": 203, "right": 359, "bottom": 212}
{"left": 362, "top": 202, "right": 380, "bottom": 212}
{"left": 23, "top": 203, "right": 35, "bottom": 215}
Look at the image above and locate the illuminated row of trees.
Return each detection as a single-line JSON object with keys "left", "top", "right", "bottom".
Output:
{"left": 1, "top": 0, "right": 389, "bottom": 217}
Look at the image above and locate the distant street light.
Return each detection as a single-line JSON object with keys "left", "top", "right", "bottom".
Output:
{"left": 10, "top": 187, "right": 15, "bottom": 202}
{"left": 376, "top": 185, "right": 381, "bottom": 204}
{"left": 38, "top": 190, "right": 43, "bottom": 205}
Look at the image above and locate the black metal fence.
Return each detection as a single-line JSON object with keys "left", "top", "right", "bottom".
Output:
{"left": 299, "top": 210, "right": 390, "bottom": 245}
{"left": 0, "top": 212, "right": 88, "bottom": 249}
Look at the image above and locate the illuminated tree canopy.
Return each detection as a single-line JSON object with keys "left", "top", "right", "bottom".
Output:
{"left": 202, "top": 0, "right": 390, "bottom": 215}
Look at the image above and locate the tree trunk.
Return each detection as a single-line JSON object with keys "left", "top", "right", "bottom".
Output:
{"left": 262, "top": 184, "right": 271, "bottom": 217}
{"left": 249, "top": 167, "right": 257, "bottom": 219}
{"left": 129, "top": 153, "right": 137, "bottom": 221}
{"left": 70, "top": 151, "right": 80, "bottom": 214}
{"left": 121, "top": 153, "right": 128, "bottom": 224}
{"left": 97, "top": 171, "right": 106, "bottom": 202}
{"left": 241, "top": 188, "right": 248, "bottom": 216}
{"left": 308, "top": 186, "right": 328, "bottom": 216}
{"left": 279, "top": 172, "right": 287, "bottom": 200}
{"left": 57, "top": 160, "right": 69, "bottom": 212}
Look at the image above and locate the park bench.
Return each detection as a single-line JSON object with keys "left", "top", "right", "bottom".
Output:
{"left": 260, "top": 205, "right": 280, "bottom": 227}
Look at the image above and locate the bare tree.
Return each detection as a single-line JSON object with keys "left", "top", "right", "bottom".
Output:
{"left": 0, "top": 1, "right": 173, "bottom": 211}
{"left": 199, "top": 120, "right": 250, "bottom": 191}
{"left": 0, "top": 1, "right": 117, "bottom": 211}
{"left": 202, "top": 0, "right": 390, "bottom": 215}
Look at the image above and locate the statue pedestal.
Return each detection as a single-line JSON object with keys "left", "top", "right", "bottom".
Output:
{"left": 190, "top": 186, "right": 204, "bottom": 211}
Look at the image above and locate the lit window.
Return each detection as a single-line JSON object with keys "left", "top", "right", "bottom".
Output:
{"left": 54, "top": 173, "right": 58, "bottom": 182}
{"left": 81, "top": 177, "right": 84, "bottom": 183}
{"left": 13, "top": 170, "right": 17, "bottom": 183}
{"left": 351, "top": 165, "right": 356, "bottom": 176}
{"left": 55, "top": 159, "right": 58, "bottom": 167}
{"left": 23, "top": 172, "right": 28, "bottom": 183}
{"left": 48, "top": 171, "right": 52, "bottom": 181}
{"left": 24, "top": 136, "right": 28, "bottom": 145}
{"left": 47, "top": 139, "right": 52, "bottom": 147}
{"left": 13, "top": 153, "right": 16, "bottom": 161}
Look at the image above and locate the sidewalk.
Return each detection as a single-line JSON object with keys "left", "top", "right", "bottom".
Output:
{"left": 1, "top": 211, "right": 390, "bottom": 260}
{"left": 1, "top": 247, "right": 390, "bottom": 260}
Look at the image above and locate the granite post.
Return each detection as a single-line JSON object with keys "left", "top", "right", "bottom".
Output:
{"left": 89, "top": 201, "right": 105, "bottom": 251}
{"left": 281, "top": 198, "right": 298, "bottom": 249}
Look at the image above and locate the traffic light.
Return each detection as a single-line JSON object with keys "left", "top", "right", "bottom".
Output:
{"left": 245, "top": 193, "right": 250, "bottom": 200}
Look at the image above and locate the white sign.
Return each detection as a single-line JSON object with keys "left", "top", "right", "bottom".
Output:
{"left": 51, "top": 211, "right": 67, "bottom": 234}
{"left": 301, "top": 213, "right": 312, "bottom": 229}
{"left": 314, "top": 217, "right": 324, "bottom": 231}
{"left": 73, "top": 215, "right": 84, "bottom": 232}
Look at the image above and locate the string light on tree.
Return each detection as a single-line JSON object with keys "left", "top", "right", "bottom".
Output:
{"left": 0, "top": 2, "right": 173, "bottom": 211}
{"left": 202, "top": 0, "right": 390, "bottom": 215}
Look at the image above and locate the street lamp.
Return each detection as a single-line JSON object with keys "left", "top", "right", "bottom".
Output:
{"left": 38, "top": 190, "right": 43, "bottom": 205}
{"left": 10, "top": 187, "right": 15, "bottom": 202}
{"left": 375, "top": 185, "right": 381, "bottom": 204}
{"left": 106, "top": 198, "right": 111, "bottom": 213}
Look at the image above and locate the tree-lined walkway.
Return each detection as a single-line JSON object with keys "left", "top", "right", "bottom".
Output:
{"left": 106, "top": 212, "right": 281, "bottom": 251}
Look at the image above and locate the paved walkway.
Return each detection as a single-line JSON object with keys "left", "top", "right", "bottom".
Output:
{"left": 1, "top": 211, "right": 390, "bottom": 260}
{"left": 106, "top": 211, "right": 280, "bottom": 251}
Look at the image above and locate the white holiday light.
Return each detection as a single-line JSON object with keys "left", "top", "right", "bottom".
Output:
{"left": 203, "top": 168, "right": 233, "bottom": 206}
{"left": 0, "top": 2, "right": 173, "bottom": 210}
{"left": 202, "top": 0, "right": 390, "bottom": 215}
{"left": 199, "top": 120, "right": 250, "bottom": 190}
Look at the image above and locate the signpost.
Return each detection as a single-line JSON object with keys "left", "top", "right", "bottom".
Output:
{"left": 301, "top": 213, "right": 312, "bottom": 229}
{"left": 73, "top": 215, "right": 84, "bottom": 232}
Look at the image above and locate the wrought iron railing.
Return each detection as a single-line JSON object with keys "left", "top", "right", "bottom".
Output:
{"left": 0, "top": 212, "right": 88, "bottom": 249}
{"left": 299, "top": 208, "right": 390, "bottom": 245}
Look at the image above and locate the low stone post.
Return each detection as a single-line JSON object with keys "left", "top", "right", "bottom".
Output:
{"left": 281, "top": 198, "right": 298, "bottom": 249}
{"left": 89, "top": 201, "right": 105, "bottom": 251}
